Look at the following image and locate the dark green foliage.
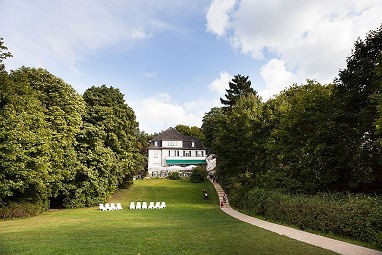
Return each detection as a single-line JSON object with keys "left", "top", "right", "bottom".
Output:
{"left": 220, "top": 74, "right": 257, "bottom": 110}
{"left": 215, "top": 94, "right": 264, "bottom": 179}
{"left": 175, "top": 124, "right": 204, "bottom": 142}
{"left": 167, "top": 171, "right": 180, "bottom": 180}
{"left": 201, "top": 107, "right": 225, "bottom": 153}
{"left": 262, "top": 82, "right": 336, "bottom": 193}
{"left": 231, "top": 188, "right": 382, "bottom": 247}
{"left": 0, "top": 40, "right": 145, "bottom": 215}
{"left": 0, "top": 200, "right": 48, "bottom": 219}
{"left": 203, "top": 25, "right": 382, "bottom": 194}
{"left": 190, "top": 166, "right": 207, "bottom": 183}
{"left": 332, "top": 24, "right": 382, "bottom": 193}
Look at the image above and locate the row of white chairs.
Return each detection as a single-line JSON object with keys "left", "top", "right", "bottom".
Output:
{"left": 130, "top": 201, "right": 166, "bottom": 209}
{"left": 99, "top": 203, "right": 122, "bottom": 211}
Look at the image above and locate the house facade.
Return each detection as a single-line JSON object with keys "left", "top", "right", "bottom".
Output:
{"left": 147, "top": 127, "right": 207, "bottom": 177}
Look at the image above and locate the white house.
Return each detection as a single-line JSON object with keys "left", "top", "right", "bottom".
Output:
{"left": 147, "top": 127, "right": 207, "bottom": 177}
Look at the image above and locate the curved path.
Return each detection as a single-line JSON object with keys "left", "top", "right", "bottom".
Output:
{"left": 211, "top": 180, "right": 382, "bottom": 255}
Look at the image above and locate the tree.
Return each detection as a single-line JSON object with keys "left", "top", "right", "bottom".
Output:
{"left": 0, "top": 38, "right": 12, "bottom": 69}
{"left": 213, "top": 93, "right": 264, "bottom": 180}
{"left": 9, "top": 67, "right": 86, "bottom": 207}
{"left": 220, "top": 74, "right": 257, "bottom": 110}
{"left": 376, "top": 54, "right": 382, "bottom": 146}
{"left": 201, "top": 107, "right": 225, "bottom": 153}
{"left": 333, "top": 24, "right": 382, "bottom": 193}
{"left": 0, "top": 68, "right": 51, "bottom": 206}
{"left": 262, "top": 82, "right": 336, "bottom": 193}
{"left": 83, "top": 86, "right": 143, "bottom": 182}
{"left": 175, "top": 124, "right": 204, "bottom": 142}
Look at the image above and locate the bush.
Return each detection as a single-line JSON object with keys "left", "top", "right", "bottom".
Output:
{"left": 168, "top": 171, "right": 180, "bottom": 180}
{"left": 230, "top": 187, "right": 382, "bottom": 247}
{"left": 190, "top": 166, "right": 207, "bottom": 183}
{"left": 0, "top": 200, "right": 49, "bottom": 220}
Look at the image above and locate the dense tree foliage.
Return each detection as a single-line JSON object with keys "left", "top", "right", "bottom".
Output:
{"left": 174, "top": 124, "right": 204, "bottom": 142}
{"left": 1, "top": 69, "right": 51, "bottom": 205}
{"left": 332, "top": 25, "right": 382, "bottom": 192}
{"left": 201, "top": 107, "right": 225, "bottom": 153}
{"left": 203, "top": 25, "right": 382, "bottom": 195}
{"left": 9, "top": 67, "right": 86, "bottom": 207}
{"left": 260, "top": 82, "right": 336, "bottom": 193}
{"left": 0, "top": 39, "right": 145, "bottom": 211}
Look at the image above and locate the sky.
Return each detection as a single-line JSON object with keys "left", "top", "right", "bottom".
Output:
{"left": 1, "top": 0, "right": 382, "bottom": 134}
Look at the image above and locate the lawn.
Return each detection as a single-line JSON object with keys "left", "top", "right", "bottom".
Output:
{"left": 0, "top": 179, "right": 337, "bottom": 255}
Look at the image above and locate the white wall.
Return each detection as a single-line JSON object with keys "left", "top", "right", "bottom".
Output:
{"left": 148, "top": 149, "right": 162, "bottom": 168}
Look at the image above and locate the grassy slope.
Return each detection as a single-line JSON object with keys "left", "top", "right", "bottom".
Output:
{"left": 0, "top": 179, "right": 336, "bottom": 255}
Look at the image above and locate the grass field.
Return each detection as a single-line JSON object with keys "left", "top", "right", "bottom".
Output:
{"left": 0, "top": 179, "right": 337, "bottom": 255}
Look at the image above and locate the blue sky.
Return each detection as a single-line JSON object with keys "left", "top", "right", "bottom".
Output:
{"left": 1, "top": 0, "right": 382, "bottom": 133}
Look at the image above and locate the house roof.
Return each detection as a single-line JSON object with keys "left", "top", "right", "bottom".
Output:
{"left": 148, "top": 127, "right": 205, "bottom": 149}
{"left": 153, "top": 127, "right": 188, "bottom": 141}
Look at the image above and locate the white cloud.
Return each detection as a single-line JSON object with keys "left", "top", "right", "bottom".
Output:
{"left": 206, "top": 0, "right": 382, "bottom": 95}
{"left": 142, "top": 71, "right": 159, "bottom": 79}
{"left": 259, "top": 59, "right": 297, "bottom": 99}
{"left": 130, "top": 93, "right": 206, "bottom": 133}
{"left": 206, "top": 0, "right": 238, "bottom": 36}
{"left": 208, "top": 71, "right": 233, "bottom": 98}
{"left": 0, "top": 0, "right": 195, "bottom": 73}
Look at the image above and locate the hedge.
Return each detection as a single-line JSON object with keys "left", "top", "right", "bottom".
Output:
{"left": 230, "top": 188, "right": 382, "bottom": 247}
{"left": 0, "top": 200, "right": 49, "bottom": 220}
{"left": 190, "top": 166, "right": 207, "bottom": 183}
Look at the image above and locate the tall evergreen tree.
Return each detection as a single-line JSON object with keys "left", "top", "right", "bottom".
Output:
{"left": 220, "top": 74, "right": 257, "bottom": 110}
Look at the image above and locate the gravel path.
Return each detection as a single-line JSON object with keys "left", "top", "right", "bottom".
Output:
{"left": 211, "top": 180, "right": 382, "bottom": 255}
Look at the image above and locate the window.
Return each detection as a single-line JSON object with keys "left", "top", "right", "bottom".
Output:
{"left": 192, "top": 142, "right": 195, "bottom": 147}
{"left": 154, "top": 141, "right": 158, "bottom": 147}
{"left": 154, "top": 151, "right": 158, "bottom": 158}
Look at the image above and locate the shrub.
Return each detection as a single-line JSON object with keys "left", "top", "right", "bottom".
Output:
{"left": 190, "top": 166, "right": 207, "bottom": 183}
{"left": 230, "top": 187, "right": 382, "bottom": 247}
{"left": 0, "top": 200, "right": 49, "bottom": 220}
{"left": 168, "top": 171, "right": 180, "bottom": 180}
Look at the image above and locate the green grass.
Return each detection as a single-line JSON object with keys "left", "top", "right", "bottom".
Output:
{"left": 0, "top": 179, "right": 337, "bottom": 255}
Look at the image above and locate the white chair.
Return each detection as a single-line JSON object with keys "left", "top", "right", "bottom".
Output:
{"left": 154, "top": 202, "right": 161, "bottom": 209}
{"left": 105, "top": 203, "right": 111, "bottom": 211}
{"left": 142, "top": 202, "right": 147, "bottom": 209}
{"left": 160, "top": 202, "right": 166, "bottom": 209}
{"left": 116, "top": 203, "right": 122, "bottom": 210}
{"left": 129, "top": 202, "right": 135, "bottom": 209}
{"left": 148, "top": 202, "right": 154, "bottom": 209}
{"left": 110, "top": 203, "right": 117, "bottom": 210}
{"left": 99, "top": 203, "right": 107, "bottom": 211}
{"left": 136, "top": 202, "right": 142, "bottom": 209}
